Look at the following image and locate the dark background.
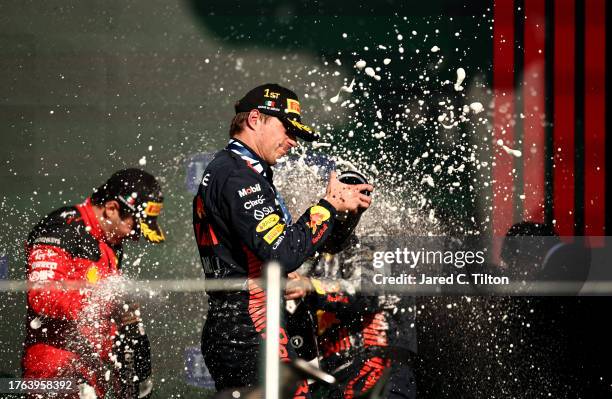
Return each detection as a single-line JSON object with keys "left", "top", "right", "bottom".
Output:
{"left": 1, "top": 1, "right": 610, "bottom": 398}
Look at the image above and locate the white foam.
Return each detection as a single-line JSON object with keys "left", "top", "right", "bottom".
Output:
{"left": 497, "top": 140, "right": 522, "bottom": 157}
{"left": 469, "top": 102, "right": 484, "bottom": 114}
{"left": 30, "top": 317, "right": 41, "bottom": 329}
{"left": 421, "top": 175, "right": 435, "bottom": 187}
{"left": 330, "top": 78, "right": 355, "bottom": 103}
{"left": 454, "top": 68, "right": 466, "bottom": 91}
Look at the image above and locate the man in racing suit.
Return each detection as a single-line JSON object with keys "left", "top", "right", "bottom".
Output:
{"left": 193, "top": 83, "right": 374, "bottom": 394}
{"left": 286, "top": 240, "right": 417, "bottom": 399}
{"left": 23, "top": 168, "right": 164, "bottom": 398}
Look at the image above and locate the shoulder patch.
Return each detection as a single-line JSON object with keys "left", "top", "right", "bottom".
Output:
{"left": 256, "top": 214, "right": 280, "bottom": 233}
{"left": 263, "top": 223, "right": 285, "bottom": 244}
{"left": 27, "top": 206, "right": 101, "bottom": 261}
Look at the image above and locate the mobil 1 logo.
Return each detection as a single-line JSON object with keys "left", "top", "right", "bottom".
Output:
{"left": 237, "top": 184, "right": 261, "bottom": 198}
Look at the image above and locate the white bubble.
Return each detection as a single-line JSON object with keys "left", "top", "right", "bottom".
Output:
{"left": 469, "top": 102, "right": 484, "bottom": 114}
{"left": 454, "top": 68, "right": 466, "bottom": 91}
{"left": 30, "top": 317, "right": 42, "bottom": 329}
{"left": 421, "top": 175, "right": 435, "bottom": 188}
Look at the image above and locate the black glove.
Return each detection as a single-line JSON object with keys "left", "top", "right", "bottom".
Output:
{"left": 114, "top": 322, "right": 153, "bottom": 398}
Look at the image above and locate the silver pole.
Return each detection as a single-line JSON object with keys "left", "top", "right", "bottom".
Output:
{"left": 265, "top": 261, "right": 282, "bottom": 399}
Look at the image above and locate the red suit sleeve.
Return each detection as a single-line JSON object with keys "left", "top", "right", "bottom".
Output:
{"left": 27, "top": 244, "right": 88, "bottom": 320}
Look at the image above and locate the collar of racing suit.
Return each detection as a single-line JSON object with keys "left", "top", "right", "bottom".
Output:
{"left": 226, "top": 138, "right": 293, "bottom": 225}
{"left": 77, "top": 198, "right": 105, "bottom": 242}
{"left": 226, "top": 138, "right": 274, "bottom": 183}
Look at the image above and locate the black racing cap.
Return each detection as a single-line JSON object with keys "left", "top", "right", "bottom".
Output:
{"left": 92, "top": 168, "right": 165, "bottom": 243}
{"left": 234, "top": 83, "right": 319, "bottom": 142}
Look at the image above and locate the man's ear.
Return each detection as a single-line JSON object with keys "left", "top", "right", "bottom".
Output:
{"left": 245, "top": 109, "right": 261, "bottom": 131}
{"left": 104, "top": 200, "right": 121, "bottom": 219}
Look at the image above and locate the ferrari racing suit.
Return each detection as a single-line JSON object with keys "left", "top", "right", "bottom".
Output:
{"left": 22, "top": 199, "right": 123, "bottom": 398}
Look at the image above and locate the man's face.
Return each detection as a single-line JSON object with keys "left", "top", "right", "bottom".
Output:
{"left": 257, "top": 116, "right": 298, "bottom": 165}
{"left": 103, "top": 202, "right": 138, "bottom": 245}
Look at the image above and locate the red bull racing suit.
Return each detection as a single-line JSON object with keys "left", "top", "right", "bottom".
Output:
{"left": 193, "top": 139, "right": 336, "bottom": 393}
{"left": 305, "top": 251, "right": 417, "bottom": 399}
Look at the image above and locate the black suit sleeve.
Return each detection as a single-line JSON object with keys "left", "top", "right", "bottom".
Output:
{"left": 221, "top": 170, "right": 336, "bottom": 273}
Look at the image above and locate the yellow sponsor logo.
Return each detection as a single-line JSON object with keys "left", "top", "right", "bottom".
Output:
{"left": 144, "top": 201, "right": 163, "bottom": 217}
{"left": 286, "top": 99, "right": 301, "bottom": 115}
{"left": 140, "top": 221, "right": 165, "bottom": 243}
{"left": 86, "top": 266, "right": 99, "bottom": 284}
{"left": 264, "top": 88, "right": 280, "bottom": 99}
{"left": 256, "top": 214, "right": 280, "bottom": 233}
{"left": 287, "top": 118, "right": 313, "bottom": 133}
{"left": 263, "top": 223, "right": 285, "bottom": 244}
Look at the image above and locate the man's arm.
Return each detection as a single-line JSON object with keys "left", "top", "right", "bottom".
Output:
{"left": 222, "top": 171, "right": 336, "bottom": 272}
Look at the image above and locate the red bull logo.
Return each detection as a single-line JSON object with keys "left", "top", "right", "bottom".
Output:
{"left": 316, "top": 310, "right": 340, "bottom": 336}
{"left": 307, "top": 205, "right": 330, "bottom": 234}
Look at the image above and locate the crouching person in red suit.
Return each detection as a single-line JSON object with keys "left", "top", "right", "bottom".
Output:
{"left": 22, "top": 169, "right": 164, "bottom": 398}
